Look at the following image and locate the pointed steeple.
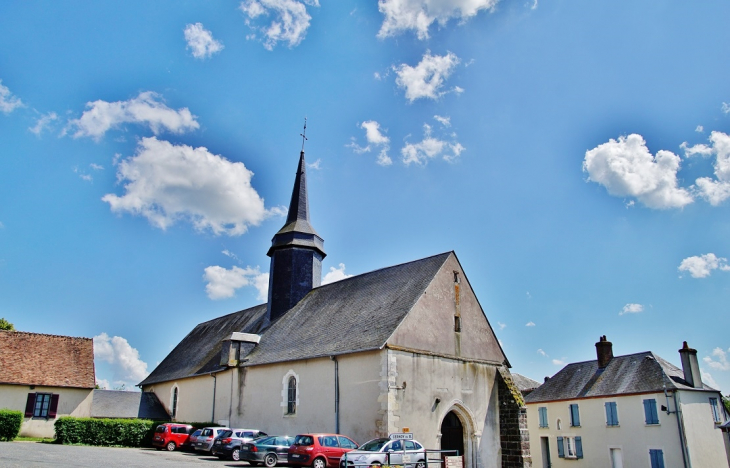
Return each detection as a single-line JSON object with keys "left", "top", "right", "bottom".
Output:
{"left": 266, "top": 144, "right": 325, "bottom": 324}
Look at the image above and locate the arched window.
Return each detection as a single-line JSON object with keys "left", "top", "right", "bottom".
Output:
{"left": 172, "top": 387, "right": 179, "bottom": 419}
{"left": 287, "top": 376, "right": 297, "bottom": 414}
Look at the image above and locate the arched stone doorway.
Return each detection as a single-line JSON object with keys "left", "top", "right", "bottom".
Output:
{"left": 440, "top": 411, "right": 465, "bottom": 460}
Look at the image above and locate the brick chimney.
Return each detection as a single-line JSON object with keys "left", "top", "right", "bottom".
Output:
{"left": 596, "top": 335, "right": 613, "bottom": 368}
{"left": 678, "top": 341, "right": 703, "bottom": 388}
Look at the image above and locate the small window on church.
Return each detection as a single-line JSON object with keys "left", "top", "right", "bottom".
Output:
{"left": 287, "top": 376, "right": 297, "bottom": 414}
{"left": 172, "top": 387, "right": 178, "bottom": 419}
{"left": 453, "top": 271, "right": 460, "bottom": 283}
{"left": 454, "top": 316, "right": 461, "bottom": 332}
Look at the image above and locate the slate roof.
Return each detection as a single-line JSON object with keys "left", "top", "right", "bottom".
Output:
{"left": 0, "top": 331, "right": 95, "bottom": 388}
{"left": 525, "top": 351, "right": 718, "bottom": 404}
{"left": 141, "top": 252, "right": 451, "bottom": 386}
{"left": 511, "top": 373, "right": 540, "bottom": 393}
{"left": 90, "top": 389, "right": 170, "bottom": 420}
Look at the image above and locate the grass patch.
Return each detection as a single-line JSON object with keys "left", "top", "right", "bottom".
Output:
{"left": 14, "top": 437, "right": 56, "bottom": 443}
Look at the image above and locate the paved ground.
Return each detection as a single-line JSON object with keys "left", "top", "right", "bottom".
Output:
{"left": 0, "top": 442, "right": 256, "bottom": 468}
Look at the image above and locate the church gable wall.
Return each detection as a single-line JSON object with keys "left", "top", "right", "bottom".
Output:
{"left": 143, "top": 373, "right": 218, "bottom": 424}
{"left": 388, "top": 253, "right": 505, "bottom": 364}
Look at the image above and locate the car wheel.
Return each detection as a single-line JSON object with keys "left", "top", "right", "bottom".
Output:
{"left": 312, "top": 457, "right": 327, "bottom": 468}
{"left": 166, "top": 441, "right": 176, "bottom": 452}
{"left": 232, "top": 448, "right": 241, "bottom": 461}
{"left": 264, "top": 453, "right": 277, "bottom": 467}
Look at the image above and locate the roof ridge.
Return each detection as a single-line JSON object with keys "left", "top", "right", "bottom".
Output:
{"left": 0, "top": 330, "right": 92, "bottom": 341}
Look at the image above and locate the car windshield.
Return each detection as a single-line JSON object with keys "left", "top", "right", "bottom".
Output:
{"left": 219, "top": 430, "right": 233, "bottom": 438}
{"left": 359, "top": 439, "right": 390, "bottom": 452}
{"left": 155, "top": 425, "right": 167, "bottom": 433}
{"left": 294, "top": 435, "right": 314, "bottom": 446}
{"left": 192, "top": 430, "right": 202, "bottom": 437}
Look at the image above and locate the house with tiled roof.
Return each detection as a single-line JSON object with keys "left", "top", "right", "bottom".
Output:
{"left": 140, "top": 147, "right": 531, "bottom": 468}
{"left": 0, "top": 331, "right": 96, "bottom": 437}
{"left": 524, "top": 336, "right": 730, "bottom": 468}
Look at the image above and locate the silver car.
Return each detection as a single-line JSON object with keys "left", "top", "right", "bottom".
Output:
{"left": 340, "top": 438, "right": 426, "bottom": 468}
{"left": 195, "top": 427, "right": 231, "bottom": 452}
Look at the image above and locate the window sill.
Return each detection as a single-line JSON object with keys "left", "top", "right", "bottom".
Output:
{"left": 645, "top": 423, "right": 660, "bottom": 427}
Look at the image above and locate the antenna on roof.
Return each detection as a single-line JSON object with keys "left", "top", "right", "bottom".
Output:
{"left": 300, "top": 117, "right": 308, "bottom": 152}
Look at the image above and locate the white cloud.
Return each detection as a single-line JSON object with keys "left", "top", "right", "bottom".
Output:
{"left": 434, "top": 115, "right": 451, "bottom": 127}
{"left": 530, "top": 0, "right": 538, "bottom": 10}
{"left": 240, "top": 0, "right": 319, "bottom": 50}
{"left": 93, "top": 333, "right": 149, "bottom": 386}
{"left": 29, "top": 112, "right": 58, "bottom": 136}
{"left": 537, "top": 349, "right": 548, "bottom": 357}
{"left": 322, "top": 263, "right": 353, "bottom": 285}
{"left": 696, "top": 125, "right": 704, "bottom": 133}
{"left": 401, "top": 122, "right": 464, "bottom": 165}
{"left": 394, "top": 51, "right": 461, "bottom": 102}
{"left": 722, "top": 102, "right": 730, "bottom": 115}
{"left": 67, "top": 91, "right": 199, "bottom": 140}
{"left": 204, "top": 265, "right": 269, "bottom": 300}
{"left": 619, "top": 303, "right": 643, "bottom": 315}
{"left": 73, "top": 167, "right": 93, "bottom": 182}
{"left": 102, "top": 137, "right": 277, "bottom": 236}
{"left": 0, "top": 80, "right": 23, "bottom": 113}
{"left": 552, "top": 358, "right": 566, "bottom": 366}
{"left": 95, "top": 379, "right": 110, "bottom": 390}
{"left": 349, "top": 121, "right": 392, "bottom": 166}
{"left": 184, "top": 23, "right": 224, "bottom": 59}
{"left": 701, "top": 370, "right": 720, "bottom": 390}
{"left": 525, "top": 321, "right": 535, "bottom": 327}
{"left": 678, "top": 253, "right": 730, "bottom": 278}
{"left": 377, "top": 0, "right": 500, "bottom": 40}
{"left": 694, "top": 131, "right": 730, "bottom": 206}
{"left": 680, "top": 141, "right": 713, "bottom": 158}
{"left": 497, "top": 322, "right": 506, "bottom": 330}
{"left": 90, "top": 163, "right": 104, "bottom": 170}
{"left": 703, "top": 347, "right": 730, "bottom": 371}
{"left": 307, "top": 158, "right": 322, "bottom": 170}
{"left": 583, "top": 134, "right": 693, "bottom": 209}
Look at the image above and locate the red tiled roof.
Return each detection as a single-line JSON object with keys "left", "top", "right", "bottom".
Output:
{"left": 0, "top": 331, "right": 95, "bottom": 388}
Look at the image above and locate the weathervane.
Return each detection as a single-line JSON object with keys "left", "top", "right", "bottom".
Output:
{"left": 300, "top": 118, "right": 308, "bottom": 152}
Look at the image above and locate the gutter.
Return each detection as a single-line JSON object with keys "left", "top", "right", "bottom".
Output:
{"left": 331, "top": 356, "right": 340, "bottom": 434}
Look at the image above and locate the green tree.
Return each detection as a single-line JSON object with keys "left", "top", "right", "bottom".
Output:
{"left": 0, "top": 318, "right": 14, "bottom": 331}
{"left": 723, "top": 395, "right": 730, "bottom": 415}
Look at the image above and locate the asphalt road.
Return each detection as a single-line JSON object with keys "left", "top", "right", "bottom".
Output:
{"left": 0, "top": 442, "right": 256, "bottom": 467}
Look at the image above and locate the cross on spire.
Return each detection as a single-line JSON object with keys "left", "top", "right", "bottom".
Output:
{"left": 300, "top": 118, "right": 308, "bottom": 152}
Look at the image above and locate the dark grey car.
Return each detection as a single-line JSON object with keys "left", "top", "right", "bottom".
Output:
{"left": 239, "top": 435, "right": 295, "bottom": 466}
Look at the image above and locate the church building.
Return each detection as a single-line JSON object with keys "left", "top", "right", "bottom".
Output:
{"left": 140, "top": 144, "right": 531, "bottom": 468}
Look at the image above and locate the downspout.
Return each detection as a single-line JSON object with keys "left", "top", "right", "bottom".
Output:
{"left": 211, "top": 373, "right": 217, "bottom": 424}
{"left": 331, "top": 356, "right": 340, "bottom": 434}
{"left": 664, "top": 383, "right": 689, "bottom": 468}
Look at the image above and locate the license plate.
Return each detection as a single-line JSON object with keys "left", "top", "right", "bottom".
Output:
{"left": 215, "top": 441, "right": 221, "bottom": 445}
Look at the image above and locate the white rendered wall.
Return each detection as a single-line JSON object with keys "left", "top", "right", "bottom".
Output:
{"left": 144, "top": 373, "right": 220, "bottom": 424}
{"left": 678, "top": 390, "right": 730, "bottom": 468}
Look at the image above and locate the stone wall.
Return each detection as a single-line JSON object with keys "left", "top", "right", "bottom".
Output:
{"left": 497, "top": 369, "right": 532, "bottom": 468}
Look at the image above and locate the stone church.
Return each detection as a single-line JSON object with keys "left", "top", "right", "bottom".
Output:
{"left": 140, "top": 145, "right": 531, "bottom": 468}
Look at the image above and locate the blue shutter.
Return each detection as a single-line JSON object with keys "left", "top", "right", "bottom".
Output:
{"left": 649, "top": 449, "right": 665, "bottom": 468}
{"left": 644, "top": 399, "right": 658, "bottom": 424}
{"left": 575, "top": 437, "right": 583, "bottom": 459}
{"left": 557, "top": 437, "right": 564, "bottom": 458}
{"left": 605, "top": 402, "right": 618, "bottom": 425}
{"left": 612, "top": 402, "right": 619, "bottom": 425}
{"left": 539, "top": 407, "right": 547, "bottom": 428}
{"left": 570, "top": 404, "right": 580, "bottom": 426}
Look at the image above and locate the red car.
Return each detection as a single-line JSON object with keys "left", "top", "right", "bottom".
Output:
{"left": 288, "top": 434, "right": 359, "bottom": 468}
{"left": 152, "top": 423, "right": 194, "bottom": 451}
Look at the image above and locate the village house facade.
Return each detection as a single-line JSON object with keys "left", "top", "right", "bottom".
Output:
{"left": 524, "top": 337, "right": 729, "bottom": 468}
{"left": 140, "top": 148, "right": 531, "bottom": 468}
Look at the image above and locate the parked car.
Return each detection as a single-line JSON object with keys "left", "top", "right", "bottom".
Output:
{"left": 238, "top": 435, "right": 295, "bottom": 466}
{"left": 188, "top": 429, "right": 203, "bottom": 450}
{"left": 151, "top": 423, "right": 194, "bottom": 451}
{"left": 211, "top": 428, "right": 269, "bottom": 460}
{"left": 288, "top": 433, "right": 359, "bottom": 468}
{"left": 194, "top": 426, "right": 230, "bottom": 452}
{"left": 339, "top": 438, "right": 426, "bottom": 468}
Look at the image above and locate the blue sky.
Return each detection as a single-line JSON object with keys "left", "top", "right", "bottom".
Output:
{"left": 2, "top": 1, "right": 730, "bottom": 393}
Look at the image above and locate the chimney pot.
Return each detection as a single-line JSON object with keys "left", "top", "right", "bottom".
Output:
{"left": 596, "top": 335, "right": 614, "bottom": 368}
{"left": 678, "top": 341, "right": 702, "bottom": 388}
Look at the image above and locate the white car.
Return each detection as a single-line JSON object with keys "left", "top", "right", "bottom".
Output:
{"left": 340, "top": 438, "right": 426, "bottom": 468}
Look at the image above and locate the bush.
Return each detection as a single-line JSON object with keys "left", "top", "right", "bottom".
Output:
{"left": 54, "top": 418, "right": 220, "bottom": 447}
{"left": 0, "top": 409, "right": 23, "bottom": 441}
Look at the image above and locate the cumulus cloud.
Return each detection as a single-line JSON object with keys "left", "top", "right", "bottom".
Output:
{"left": 377, "top": 0, "right": 500, "bottom": 40}
{"left": 240, "top": 0, "right": 319, "bottom": 50}
{"left": 394, "top": 51, "right": 461, "bottom": 102}
{"left": 322, "top": 263, "right": 353, "bottom": 285}
{"left": 307, "top": 158, "right": 322, "bottom": 170}
{"left": 693, "top": 131, "right": 730, "bottom": 206}
{"left": 102, "top": 137, "right": 277, "bottom": 235}
{"left": 696, "top": 125, "right": 704, "bottom": 133}
{"left": 67, "top": 91, "right": 199, "bottom": 140}
{"left": 184, "top": 23, "right": 225, "bottom": 59}
{"left": 552, "top": 358, "right": 566, "bottom": 366}
{"left": 723, "top": 102, "right": 730, "bottom": 115}
{"left": 401, "top": 122, "right": 464, "bottom": 165}
{"left": 497, "top": 322, "right": 506, "bottom": 330}
{"left": 703, "top": 347, "right": 730, "bottom": 371}
{"left": 680, "top": 141, "right": 713, "bottom": 158}
{"left": 348, "top": 120, "right": 392, "bottom": 166}
{"left": 583, "top": 134, "right": 693, "bottom": 209}
{"left": 537, "top": 349, "right": 548, "bottom": 357}
{"left": 619, "top": 303, "right": 643, "bottom": 315}
{"left": 701, "top": 370, "right": 720, "bottom": 390}
{"left": 0, "top": 80, "right": 23, "bottom": 113}
{"left": 204, "top": 265, "right": 269, "bottom": 300}
{"left": 525, "top": 321, "right": 535, "bottom": 327}
{"left": 29, "top": 112, "right": 58, "bottom": 136}
{"left": 433, "top": 115, "right": 451, "bottom": 127}
{"left": 678, "top": 253, "right": 730, "bottom": 278}
{"left": 93, "top": 333, "right": 149, "bottom": 386}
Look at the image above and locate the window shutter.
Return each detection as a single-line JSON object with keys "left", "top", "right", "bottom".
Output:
{"left": 643, "top": 399, "right": 653, "bottom": 424}
{"left": 557, "top": 437, "right": 565, "bottom": 458}
{"left": 539, "top": 407, "right": 547, "bottom": 427}
{"left": 575, "top": 437, "right": 583, "bottom": 459}
{"left": 649, "top": 449, "right": 665, "bottom": 468}
{"left": 24, "top": 393, "right": 37, "bottom": 417}
{"left": 612, "top": 402, "right": 619, "bottom": 424}
{"left": 605, "top": 402, "right": 611, "bottom": 425}
{"left": 48, "top": 394, "right": 60, "bottom": 418}
{"left": 570, "top": 404, "right": 580, "bottom": 426}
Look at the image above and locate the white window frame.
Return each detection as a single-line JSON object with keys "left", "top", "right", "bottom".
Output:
{"left": 564, "top": 436, "right": 577, "bottom": 459}
{"left": 281, "top": 370, "right": 299, "bottom": 417}
{"left": 170, "top": 384, "right": 180, "bottom": 420}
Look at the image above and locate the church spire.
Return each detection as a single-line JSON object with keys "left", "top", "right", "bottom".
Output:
{"left": 266, "top": 123, "right": 325, "bottom": 323}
